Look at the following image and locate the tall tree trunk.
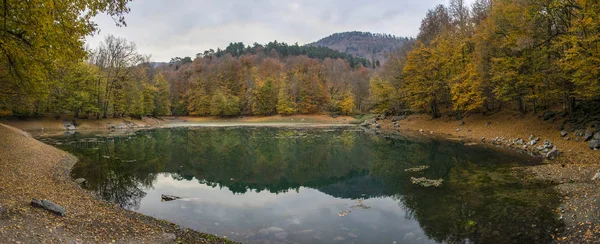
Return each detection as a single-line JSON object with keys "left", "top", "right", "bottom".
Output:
{"left": 430, "top": 98, "right": 441, "bottom": 119}
{"left": 517, "top": 96, "right": 525, "bottom": 114}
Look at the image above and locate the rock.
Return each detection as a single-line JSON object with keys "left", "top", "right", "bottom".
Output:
{"left": 456, "top": 128, "right": 461, "bottom": 132}
{"left": 258, "top": 226, "right": 284, "bottom": 236}
{"left": 391, "top": 116, "right": 405, "bottom": 122}
{"left": 403, "top": 232, "right": 416, "bottom": 241}
{"left": 592, "top": 172, "right": 600, "bottom": 181}
{"left": 258, "top": 228, "right": 270, "bottom": 236}
{"left": 411, "top": 177, "right": 443, "bottom": 187}
{"left": 65, "top": 124, "right": 76, "bottom": 130}
{"left": 528, "top": 138, "right": 539, "bottom": 146}
{"left": 595, "top": 133, "right": 600, "bottom": 140}
{"left": 394, "top": 122, "right": 399, "bottom": 128}
{"left": 546, "top": 148, "right": 561, "bottom": 159}
{"left": 543, "top": 140, "right": 553, "bottom": 149}
{"left": 161, "top": 194, "right": 181, "bottom": 202}
{"left": 31, "top": 198, "right": 66, "bottom": 217}
{"left": 0, "top": 205, "right": 7, "bottom": 219}
{"left": 360, "top": 119, "right": 376, "bottom": 128}
{"left": 589, "top": 140, "right": 600, "bottom": 150}
{"left": 274, "top": 232, "right": 288, "bottom": 240}
{"left": 405, "top": 165, "right": 429, "bottom": 172}
{"left": 529, "top": 135, "right": 535, "bottom": 140}
{"left": 161, "top": 233, "right": 177, "bottom": 242}
{"left": 347, "top": 232, "right": 358, "bottom": 238}
{"left": 584, "top": 131, "right": 594, "bottom": 142}
{"left": 459, "top": 121, "right": 465, "bottom": 126}
{"left": 74, "top": 178, "right": 86, "bottom": 185}
{"left": 374, "top": 123, "right": 381, "bottom": 129}
{"left": 333, "top": 236, "right": 345, "bottom": 241}
{"left": 560, "top": 131, "right": 568, "bottom": 137}
{"left": 543, "top": 111, "right": 556, "bottom": 121}
{"left": 485, "top": 122, "right": 491, "bottom": 126}
{"left": 418, "top": 129, "right": 424, "bottom": 133}
{"left": 267, "top": 226, "right": 284, "bottom": 233}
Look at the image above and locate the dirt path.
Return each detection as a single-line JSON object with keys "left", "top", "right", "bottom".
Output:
{"left": 379, "top": 112, "right": 600, "bottom": 243}
{"left": 0, "top": 124, "right": 231, "bottom": 243}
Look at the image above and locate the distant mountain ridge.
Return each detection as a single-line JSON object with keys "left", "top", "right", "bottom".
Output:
{"left": 308, "top": 31, "right": 411, "bottom": 65}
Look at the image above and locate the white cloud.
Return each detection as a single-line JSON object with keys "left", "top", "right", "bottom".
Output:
{"left": 86, "top": 0, "right": 463, "bottom": 62}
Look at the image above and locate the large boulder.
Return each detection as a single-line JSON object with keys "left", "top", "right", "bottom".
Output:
{"left": 31, "top": 198, "right": 66, "bottom": 217}
{"left": 545, "top": 148, "right": 561, "bottom": 159}
{"left": 589, "top": 140, "right": 600, "bottom": 150}
{"left": 543, "top": 111, "right": 556, "bottom": 121}
{"left": 584, "top": 131, "right": 595, "bottom": 142}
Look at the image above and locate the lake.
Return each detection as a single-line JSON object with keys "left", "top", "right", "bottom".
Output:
{"left": 40, "top": 127, "right": 563, "bottom": 243}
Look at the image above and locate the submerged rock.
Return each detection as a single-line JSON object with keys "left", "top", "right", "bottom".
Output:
{"left": 161, "top": 194, "right": 181, "bottom": 202}
{"left": 258, "top": 226, "right": 284, "bottom": 236}
{"left": 31, "top": 198, "right": 66, "bottom": 216}
{"left": 274, "top": 232, "right": 288, "bottom": 240}
{"left": 403, "top": 232, "right": 416, "bottom": 241}
{"left": 410, "top": 177, "right": 443, "bottom": 187}
{"left": 404, "top": 165, "right": 430, "bottom": 172}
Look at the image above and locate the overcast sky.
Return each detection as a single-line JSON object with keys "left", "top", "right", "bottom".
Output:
{"left": 85, "top": 0, "right": 470, "bottom": 62}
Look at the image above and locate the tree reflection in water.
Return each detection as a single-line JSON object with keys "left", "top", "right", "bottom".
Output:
{"left": 54, "top": 127, "right": 562, "bottom": 243}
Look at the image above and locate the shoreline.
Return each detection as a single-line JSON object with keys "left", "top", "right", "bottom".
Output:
{"left": 376, "top": 112, "right": 599, "bottom": 243}
{"left": 0, "top": 123, "right": 233, "bottom": 243}
{"left": 2, "top": 113, "right": 599, "bottom": 243}
{"left": 0, "top": 114, "right": 356, "bottom": 133}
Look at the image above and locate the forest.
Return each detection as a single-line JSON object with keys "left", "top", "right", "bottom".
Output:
{"left": 1, "top": 0, "right": 600, "bottom": 119}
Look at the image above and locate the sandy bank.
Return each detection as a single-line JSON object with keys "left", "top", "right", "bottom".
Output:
{"left": 0, "top": 123, "right": 231, "bottom": 243}
{"left": 379, "top": 111, "right": 600, "bottom": 243}
{"left": 2, "top": 114, "right": 356, "bottom": 133}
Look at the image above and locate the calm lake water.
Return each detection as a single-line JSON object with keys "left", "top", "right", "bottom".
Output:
{"left": 41, "top": 127, "right": 563, "bottom": 243}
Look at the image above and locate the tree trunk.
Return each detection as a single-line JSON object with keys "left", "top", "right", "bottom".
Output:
{"left": 430, "top": 98, "right": 441, "bottom": 119}
{"left": 103, "top": 101, "right": 109, "bottom": 118}
{"left": 517, "top": 96, "right": 525, "bottom": 114}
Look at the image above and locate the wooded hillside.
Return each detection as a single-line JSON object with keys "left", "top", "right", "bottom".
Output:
{"left": 309, "top": 31, "right": 411, "bottom": 66}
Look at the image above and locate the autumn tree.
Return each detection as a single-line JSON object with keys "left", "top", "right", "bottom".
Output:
{"left": 0, "top": 0, "right": 132, "bottom": 115}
